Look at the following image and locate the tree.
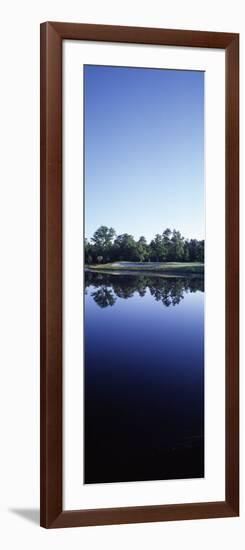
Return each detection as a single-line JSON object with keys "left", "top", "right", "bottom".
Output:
{"left": 113, "top": 233, "right": 139, "bottom": 261}
{"left": 196, "top": 240, "right": 204, "bottom": 262}
{"left": 91, "top": 225, "right": 116, "bottom": 248}
{"left": 183, "top": 241, "right": 190, "bottom": 262}
{"left": 136, "top": 236, "right": 149, "bottom": 261}
{"left": 161, "top": 228, "right": 172, "bottom": 260}
{"left": 84, "top": 238, "right": 94, "bottom": 264}
{"left": 188, "top": 239, "right": 199, "bottom": 261}
{"left": 91, "top": 225, "right": 116, "bottom": 263}
{"left": 149, "top": 234, "right": 165, "bottom": 261}
{"left": 169, "top": 229, "right": 185, "bottom": 261}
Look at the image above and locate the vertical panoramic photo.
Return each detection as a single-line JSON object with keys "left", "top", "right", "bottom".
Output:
{"left": 84, "top": 65, "right": 204, "bottom": 484}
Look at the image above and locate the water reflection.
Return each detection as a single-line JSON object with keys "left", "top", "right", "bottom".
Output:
{"left": 85, "top": 270, "right": 204, "bottom": 308}
{"left": 91, "top": 287, "right": 116, "bottom": 308}
{"left": 85, "top": 269, "right": 204, "bottom": 483}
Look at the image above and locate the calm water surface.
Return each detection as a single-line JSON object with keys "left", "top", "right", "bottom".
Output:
{"left": 84, "top": 271, "right": 204, "bottom": 484}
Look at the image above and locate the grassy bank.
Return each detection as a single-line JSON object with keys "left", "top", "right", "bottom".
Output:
{"left": 86, "top": 261, "right": 204, "bottom": 277}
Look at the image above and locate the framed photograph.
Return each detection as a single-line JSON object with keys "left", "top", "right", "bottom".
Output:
{"left": 40, "top": 22, "right": 239, "bottom": 528}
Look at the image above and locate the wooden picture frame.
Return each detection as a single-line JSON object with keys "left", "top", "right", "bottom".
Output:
{"left": 40, "top": 21, "right": 239, "bottom": 528}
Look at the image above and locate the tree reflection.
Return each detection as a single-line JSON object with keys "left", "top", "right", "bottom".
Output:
{"left": 91, "top": 286, "right": 116, "bottom": 308}
{"left": 85, "top": 271, "right": 204, "bottom": 309}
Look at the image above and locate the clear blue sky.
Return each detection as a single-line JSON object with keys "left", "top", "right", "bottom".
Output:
{"left": 84, "top": 65, "right": 204, "bottom": 242}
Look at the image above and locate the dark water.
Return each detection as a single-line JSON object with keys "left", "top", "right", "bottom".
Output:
{"left": 84, "top": 271, "right": 204, "bottom": 484}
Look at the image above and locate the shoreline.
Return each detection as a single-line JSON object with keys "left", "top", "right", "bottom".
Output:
{"left": 85, "top": 262, "right": 204, "bottom": 279}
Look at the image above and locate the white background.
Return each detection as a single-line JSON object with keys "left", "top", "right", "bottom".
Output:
{"left": 0, "top": 0, "right": 243, "bottom": 548}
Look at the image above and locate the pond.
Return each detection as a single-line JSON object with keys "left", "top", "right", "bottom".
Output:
{"left": 84, "top": 271, "right": 204, "bottom": 484}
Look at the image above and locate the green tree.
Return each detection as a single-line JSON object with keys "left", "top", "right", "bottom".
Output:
{"left": 197, "top": 240, "right": 204, "bottom": 262}
{"left": 114, "top": 233, "right": 138, "bottom": 261}
{"left": 84, "top": 238, "right": 94, "bottom": 264}
{"left": 170, "top": 229, "right": 185, "bottom": 261}
{"left": 91, "top": 225, "right": 116, "bottom": 248}
{"left": 136, "top": 236, "right": 149, "bottom": 261}
{"left": 91, "top": 225, "right": 116, "bottom": 262}
{"left": 183, "top": 240, "right": 190, "bottom": 262}
{"left": 188, "top": 239, "right": 199, "bottom": 261}
{"left": 162, "top": 228, "right": 172, "bottom": 260}
{"left": 149, "top": 234, "right": 165, "bottom": 261}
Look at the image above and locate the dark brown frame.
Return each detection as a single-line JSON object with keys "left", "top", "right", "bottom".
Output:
{"left": 40, "top": 22, "right": 239, "bottom": 528}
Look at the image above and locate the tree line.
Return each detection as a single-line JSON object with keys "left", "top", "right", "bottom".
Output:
{"left": 85, "top": 225, "right": 204, "bottom": 264}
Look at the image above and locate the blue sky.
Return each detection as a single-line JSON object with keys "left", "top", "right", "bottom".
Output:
{"left": 84, "top": 65, "right": 204, "bottom": 242}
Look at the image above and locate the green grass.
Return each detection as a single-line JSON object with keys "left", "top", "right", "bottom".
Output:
{"left": 86, "top": 261, "right": 204, "bottom": 276}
